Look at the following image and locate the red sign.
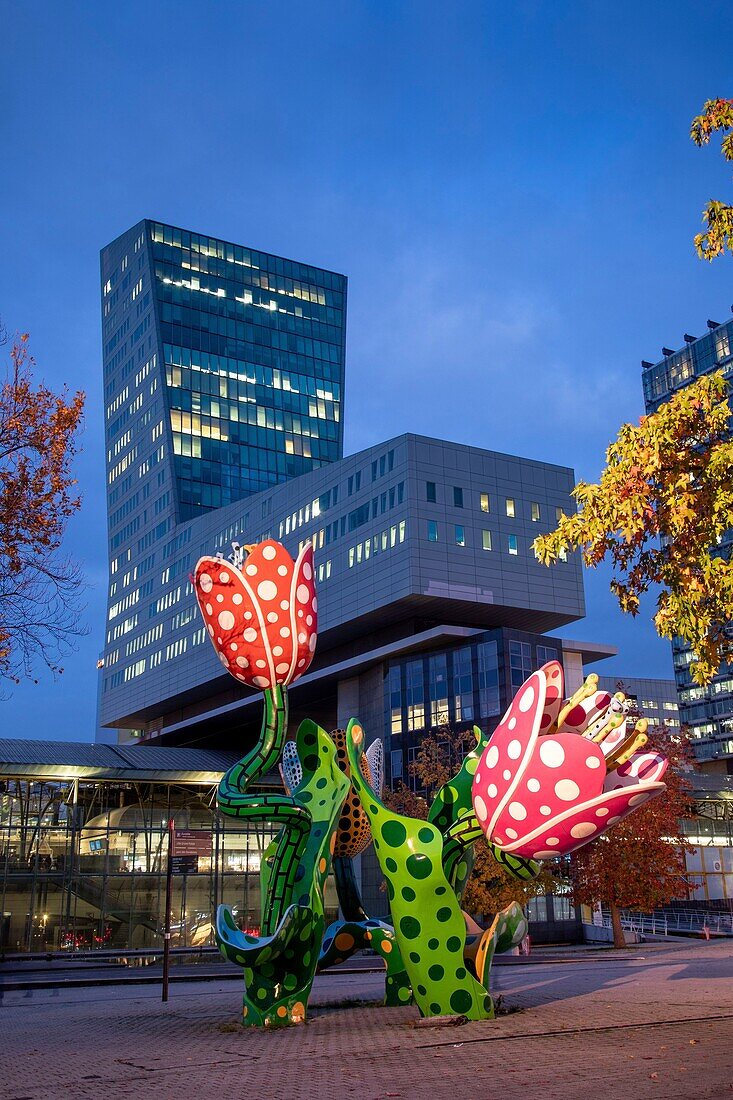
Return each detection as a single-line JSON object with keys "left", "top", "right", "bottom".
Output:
{"left": 173, "top": 829, "right": 212, "bottom": 857}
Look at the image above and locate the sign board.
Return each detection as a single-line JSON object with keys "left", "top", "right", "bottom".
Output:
{"left": 171, "top": 855, "right": 199, "bottom": 875}
{"left": 173, "top": 829, "right": 212, "bottom": 857}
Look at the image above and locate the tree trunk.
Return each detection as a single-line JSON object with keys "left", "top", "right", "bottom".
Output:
{"left": 609, "top": 901, "right": 626, "bottom": 948}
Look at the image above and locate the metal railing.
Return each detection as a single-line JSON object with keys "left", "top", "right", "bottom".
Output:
{"left": 600, "top": 908, "right": 733, "bottom": 937}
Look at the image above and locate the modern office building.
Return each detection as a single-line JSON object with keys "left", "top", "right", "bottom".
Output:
{"left": 99, "top": 429, "right": 590, "bottom": 749}
{"left": 642, "top": 317, "right": 733, "bottom": 766}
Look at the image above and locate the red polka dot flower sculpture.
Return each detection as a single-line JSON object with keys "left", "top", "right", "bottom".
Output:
{"left": 192, "top": 540, "right": 352, "bottom": 1029}
{"left": 472, "top": 660, "right": 669, "bottom": 861}
{"left": 193, "top": 540, "right": 317, "bottom": 690}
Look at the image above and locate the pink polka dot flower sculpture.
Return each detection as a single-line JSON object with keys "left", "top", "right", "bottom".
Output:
{"left": 193, "top": 540, "right": 317, "bottom": 691}
{"left": 471, "top": 660, "right": 668, "bottom": 861}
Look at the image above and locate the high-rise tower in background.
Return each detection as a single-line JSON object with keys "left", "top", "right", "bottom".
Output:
{"left": 642, "top": 317, "right": 733, "bottom": 767}
{"left": 99, "top": 220, "right": 346, "bottom": 731}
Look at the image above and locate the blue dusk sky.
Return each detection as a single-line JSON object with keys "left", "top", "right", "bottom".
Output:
{"left": 1, "top": 1, "right": 732, "bottom": 740}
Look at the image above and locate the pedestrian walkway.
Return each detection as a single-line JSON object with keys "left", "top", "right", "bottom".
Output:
{"left": 1, "top": 940, "right": 731, "bottom": 1099}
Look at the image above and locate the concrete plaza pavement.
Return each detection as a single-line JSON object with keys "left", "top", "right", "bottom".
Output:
{"left": 1, "top": 939, "right": 732, "bottom": 1100}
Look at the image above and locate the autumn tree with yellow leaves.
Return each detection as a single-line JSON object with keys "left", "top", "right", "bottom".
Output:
{"left": 534, "top": 371, "right": 733, "bottom": 686}
{"left": 690, "top": 97, "right": 733, "bottom": 260}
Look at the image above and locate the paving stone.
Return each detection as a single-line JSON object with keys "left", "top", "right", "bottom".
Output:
{"left": 1, "top": 940, "right": 731, "bottom": 1100}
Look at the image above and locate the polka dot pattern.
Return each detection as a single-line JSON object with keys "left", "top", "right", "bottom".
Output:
{"left": 329, "top": 728, "right": 375, "bottom": 859}
{"left": 193, "top": 541, "right": 317, "bottom": 690}
{"left": 471, "top": 660, "right": 669, "bottom": 860}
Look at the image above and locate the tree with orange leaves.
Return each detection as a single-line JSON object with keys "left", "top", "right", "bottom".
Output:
{"left": 0, "top": 332, "right": 86, "bottom": 684}
{"left": 570, "top": 725, "right": 696, "bottom": 948}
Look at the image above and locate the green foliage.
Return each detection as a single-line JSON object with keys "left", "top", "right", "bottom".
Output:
{"left": 533, "top": 371, "right": 733, "bottom": 685}
{"left": 690, "top": 98, "right": 733, "bottom": 260}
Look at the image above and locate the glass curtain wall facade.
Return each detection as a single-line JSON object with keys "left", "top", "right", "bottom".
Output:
{"left": 149, "top": 222, "right": 346, "bottom": 518}
{"left": 384, "top": 628, "right": 560, "bottom": 789}
{"left": 0, "top": 776, "right": 337, "bottom": 953}
{"left": 642, "top": 319, "right": 733, "bottom": 759}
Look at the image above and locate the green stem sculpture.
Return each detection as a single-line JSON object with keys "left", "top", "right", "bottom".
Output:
{"left": 216, "top": 686, "right": 349, "bottom": 1026}
{"left": 345, "top": 719, "right": 535, "bottom": 1019}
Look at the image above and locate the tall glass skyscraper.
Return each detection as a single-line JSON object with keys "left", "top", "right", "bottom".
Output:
{"left": 101, "top": 219, "right": 346, "bottom": 521}
{"left": 99, "top": 221, "right": 345, "bottom": 728}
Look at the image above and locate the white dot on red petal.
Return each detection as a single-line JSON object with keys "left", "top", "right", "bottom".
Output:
{"left": 555, "top": 779, "right": 580, "bottom": 802}
{"left": 508, "top": 801, "right": 527, "bottom": 821}
{"left": 596, "top": 807, "right": 609, "bottom": 817}
{"left": 207, "top": 625, "right": 214, "bottom": 636}
{"left": 527, "top": 778, "right": 541, "bottom": 792}
{"left": 585, "top": 756, "right": 601, "bottom": 769}
{"left": 508, "top": 739, "right": 522, "bottom": 760}
{"left": 252, "top": 675, "right": 269, "bottom": 688}
{"left": 296, "top": 584, "right": 310, "bottom": 603}
{"left": 306, "top": 615, "right": 313, "bottom": 626}
{"left": 230, "top": 643, "right": 238, "bottom": 651}
{"left": 245, "top": 564, "right": 258, "bottom": 576}
{"left": 243, "top": 628, "right": 257, "bottom": 642}
{"left": 232, "top": 593, "right": 243, "bottom": 605}
{"left": 607, "top": 816, "right": 620, "bottom": 825}
{"left": 205, "top": 603, "right": 213, "bottom": 615}
{"left": 218, "top": 653, "right": 229, "bottom": 666}
{"left": 309, "top": 634, "right": 317, "bottom": 652}
{"left": 540, "top": 805, "right": 551, "bottom": 815}
{"left": 275, "top": 662, "right": 290, "bottom": 674}
{"left": 267, "top": 612, "right": 278, "bottom": 623}
{"left": 533, "top": 850, "right": 557, "bottom": 859}
{"left": 298, "top": 632, "right": 307, "bottom": 644}
{"left": 280, "top": 626, "right": 290, "bottom": 638}
{"left": 303, "top": 561, "right": 312, "bottom": 580}
{"left": 219, "top": 571, "right": 230, "bottom": 582}
{"left": 487, "top": 783, "right": 497, "bottom": 798}
{"left": 312, "top": 598, "right": 318, "bottom": 612}
{"left": 297, "top": 609, "right": 303, "bottom": 618}
{"left": 508, "top": 717, "right": 517, "bottom": 731}
{"left": 199, "top": 573, "right": 213, "bottom": 593}
{"left": 545, "top": 837, "right": 559, "bottom": 846}
{"left": 256, "top": 660, "right": 267, "bottom": 669}
{"left": 273, "top": 646, "right": 283, "bottom": 656}
{"left": 474, "top": 796, "right": 488, "bottom": 821}
{"left": 505, "top": 827, "right": 518, "bottom": 839}
{"left": 218, "top": 610, "right": 235, "bottom": 631}
{"left": 262, "top": 546, "right": 277, "bottom": 560}
{"left": 235, "top": 673, "right": 247, "bottom": 682}
{"left": 236, "top": 657, "right": 249, "bottom": 668}
{"left": 503, "top": 769, "right": 511, "bottom": 780}
{"left": 216, "top": 637, "right": 222, "bottom": 644}
{"left": 216, "top": 594, "right": 224, "bottom": 603}
{"left": 539, "top": 740, "right": 565, "bottom": 768}
{"left": 519, "top": 685, "right": 535, "bottom": 712}
{"left": 277, "top": 564, "right": 288, "bottom": 576}
{"left": 485, "top": 746, "right": 499, "bottom": 769}
{"left": 280, "top": 599, "right": 289, "bottom": 609}
{"left": 244, "top": 611, "right": 252, "bottom": 620}
{"left": 570, "top": 822, "right": 596, "bottom": 839}
{"left": 257, "top": 580, "right": 278, "bottom": 601}
{"left": 629, "top": 792, "right": 648, "bottom": 806}
{"left": 298, "top": 659, "right": 306, "bottom": 667}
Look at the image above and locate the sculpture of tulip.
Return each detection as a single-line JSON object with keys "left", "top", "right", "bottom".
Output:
{"left": 193, "top": 540, "right": 317, "bottom": 690}
{"left": 471, "top": 660, "right": 668, "bottom": 860}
